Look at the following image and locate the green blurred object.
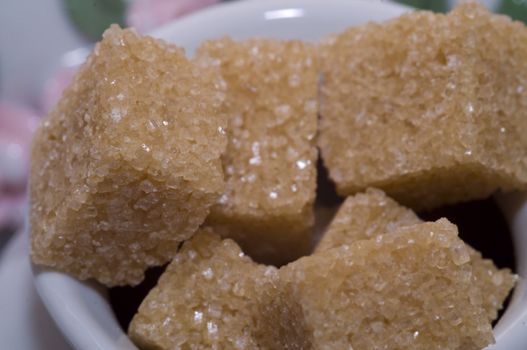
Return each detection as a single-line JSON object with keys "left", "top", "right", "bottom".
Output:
{"left": 64, "top": 0, "right": 127, "bottom": 40}
{"left": 497, "top": 0, "right": 527, "bottom": 23}
{"left": 394, "top": 0, "right": 449, "bottom": 12}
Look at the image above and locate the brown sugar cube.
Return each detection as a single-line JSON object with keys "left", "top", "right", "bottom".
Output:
{"left": 196, "top": 38, "right": 318, "bottom": 264}
{"left": 263, "top": 220, "right": 494, "bottom": 350}
{"left": 468, "top": 247, "right": 517, "bottom": 322}
{"left": 30, "top": 26, "right": 227, "bottom": 286}
{"left": 316, "top": 188, "right": 516, "bottom": 322}
{"left": 129, "top": 229, "right": 278, "bottom": 350}
{"left": 319, "top": 4, "right": 527, "bottom": 210}
{"left": 315, "top": 188, "right": 420, "bottom": 252}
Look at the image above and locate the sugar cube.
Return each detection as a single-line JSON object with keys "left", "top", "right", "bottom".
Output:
{"left": 196, "top": 38, "right": 318, "bottom": 264}
{"left": 129, "top": 229, "right": 278, "bottom": 349}
{"left": 30, "top": 26, "right": 227, "bottom": 286}
{"left": 269, "top": 220, "right": 494, "bottom": 349}
{"left": 316, "top": 188, "right": 515, "bottom": 322}
{"left": 319, "top": 4, "right": 527, "bottom": 210}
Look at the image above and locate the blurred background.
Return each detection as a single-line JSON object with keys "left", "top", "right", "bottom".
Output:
{"left": 0, "top": 0, "right": 526, "bottom": 348}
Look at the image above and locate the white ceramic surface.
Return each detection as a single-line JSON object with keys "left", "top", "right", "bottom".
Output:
{"left": 32, "top": 0, "right": 527, "bottom": 349}
{"left": 0, "top": 231, "right": 71, "bottom": 350}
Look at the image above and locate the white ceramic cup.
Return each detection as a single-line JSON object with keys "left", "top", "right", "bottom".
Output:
{"left": 32, "top": 0, "right": 527, "bottom": 349}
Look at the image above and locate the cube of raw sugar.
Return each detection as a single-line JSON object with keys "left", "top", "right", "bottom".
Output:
{"left": 271, "top": 220, "right": 494, "bottom": 350}
{"left": 316, "top": 188, "right": 516, "bottom": 322}
{"left": 319, "top": 4, "right": 527, "bottom": 210}
{"left": 197, "top": 38, "right": 318, "bottom": 264}
{"left": 468, "top": 247, "right": 517, "bottom": 322}
{"left": 129, "top": 229, "right": 278, "bottom": 349}
{"left": 30, "top": 26, "right": 227, "bottom": 286}
{"left": 315, "top": 188, "right": 420, "bottom": 252}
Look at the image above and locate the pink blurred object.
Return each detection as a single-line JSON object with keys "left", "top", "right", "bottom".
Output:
{"left": 127, "top": 0, "right": 220, "bottom": 33}
{"left": 0, "top": 102, "right": 40, "bottom": 228}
